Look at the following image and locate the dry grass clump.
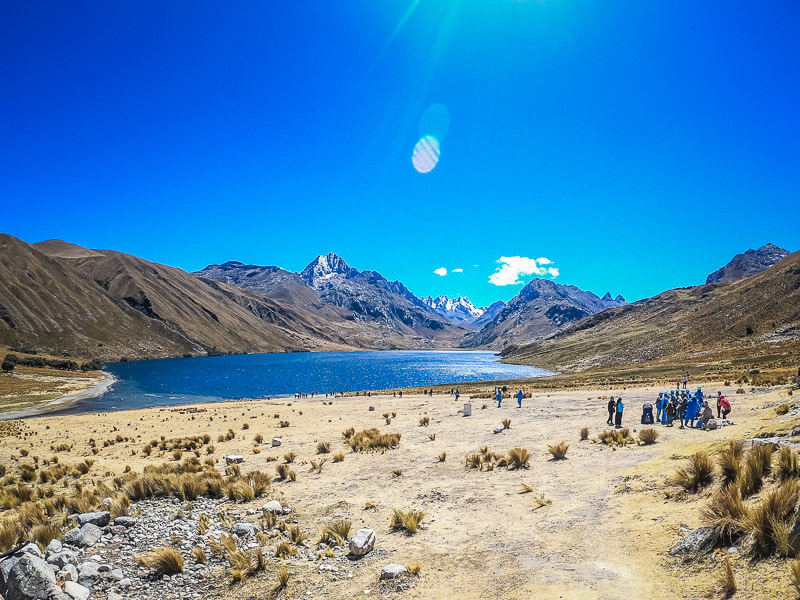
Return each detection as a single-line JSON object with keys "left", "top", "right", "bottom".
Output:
{"left": 348, "top": 428, "right": 401, "bottom": 453}
{"left": 437, "top": 451, "right": 446, "bottom": 462}
{"left": 777, "top": 447, "right": 799, "bottom": 481}
{"left": 0, "top": 521, "right": 22, "bottom": 552}
{"left": 739, "top": 446, "right": 773, "bottom": 498}
{"left": 777, "top": 403, "right": 790, "bottom": 415}
{"left": 579, "top": 427, "right": 589, "bottom": 441}
{"left": 790, "top": 559, "right": 800, "bottom": 595}
{"left": 428, "top": 433, "right": 436, "bottom": 441}
{"left": 719, "top": 558, "right": 736, "bottom": 597}
{"left": 502, "top": 419, "right": 511, "bottom": 430}
{"left": 332, "top": 453, "right": 345, "bottom": 463}
{"left": 320, "top": 519, "right": 351, "bottom": 546}
{"left": 743, "top": 478, "right": 799, "bottom": 556}
{"left": 288, "top": 525, "right": 309, "bottom": 545}
{"left": 390, "top": 509, "right": 426, "bottom": 535}
{"left": 597, "top": 429, "right": 635, "bottom": 447}
{"left": 254, "top": 434, "right": 264, "bottom": 444}
{"left": 520, "top": 483, "right": 534, "bottom": 493}
{"left": 701, "top": 485, "right": 745, "bottom": 543}
{"left": 547, "top": 442, "right": 569, "bottom": 460}
{"left": 275, "top": 540, "right": 297, "bottom": 558}
{"left": 672, "top": 452, "right": 714, "bottom": 492}
{"left": 419, "top": 417, "right": 430, "bottom": 427}
{"left": 465, "top": 453, "right": 482, "bottom": 470}
{"left": 139, "top": 547, "right": 184, "bottom": 576}
{"left": 391, "top": 468, "right": 403, "bottom": 478}
{"left": 406, "top": 562, "right": 422, "bottom": 576}
{"left": 718, "top": 440, "right": 744, "bottom": 486}
{"left": 507, "top": 447, "right": 531, "bottom": 470}
{"left": 316, "top": 441, "right": 331, "bottom": 454}
{"left": 277, "top": 566, "right": 290, "bottom": 589}
{"left": 283, "top": 452, "right": 296, "bottom": 464}
{"left": 638, "top": 429, "right": 659, "bottom": 445}
{"left": 192, "top": 547, "right": 207, "bottom": 563}
{"left": 342, "top": 427, "right": 355, "bottom": 440}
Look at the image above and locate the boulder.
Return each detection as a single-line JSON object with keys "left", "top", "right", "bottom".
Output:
{"left": 75, "top": 511, "right": 111, "bottom": 527}
{"left": 62, "top": 581, "right": 91, "bottom": 600}
{"left": 45, "top": 539, "right": 62, "bottom": 556}
{"left": 261, "top": 500, "right": 283, "bottom": 514}
{"left": 225, "top": 455, "right": 244, "bottom": 464}
{"left": 19, "top": 543, "right": 43, "bottom": 559}
{"left": 231, "top": 522, "right": 258, "bottom": 537}
{"left": 77, "top": 562, "right": 100, "bottom": 587}
{"left": 271, "top": 438, "right": 282, "bottom": 447}
{"left": 380, "top": 563, "right": 408, "bottom": 580}
{"left": 47, "top": 550, "right": 78, "bottom": 570}
{"left": 3, "top": 553, "right": 62, "bottom": 600}
{"left": 63, "top": 524, "right": 102, "bottom": 548}
{"left": 669, "top": 527, "right": 717, "bottom": 555}
{"left": 348, "top": 528, "right": 375, "bottom": 557}
{"left": 704, "top": 419, "right": 718, "bottom": 431}
{"left": 113, "top": 516, "right": 137, "bottom": 528}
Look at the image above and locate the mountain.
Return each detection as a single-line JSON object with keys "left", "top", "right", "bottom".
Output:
{"left": 460, "top": 278, "right": 627, "bottom": 349}
{"left": 472, "top": 301, "right": 507, "bottom": 328}
{"left": 421, "top": 295, "right": 492, "bottom": 325}
{"left": 503, "top": 250, "right": 800, "bottom": 372}
{"left": 706, "top": 243, "right": 790, "bottom": 284}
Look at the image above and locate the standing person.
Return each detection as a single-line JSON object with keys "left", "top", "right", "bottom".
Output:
{"left": 720, "top": 394, "right": 731, "bottom": 420}
{"left": 516, "top": 389, "right": 523, "bottom": 408}
{"left": 665, "top": 398, "right": 676, "bottom": 426}
{"left": 678, "top": 394, "right": 688, "bottom": 429}
{"left": 655, "top": 392, "right": 664, "bottom": 423}
{"left": 615, "top": 397, "right": 624, "bottom": 429}
{"left": 607, "top": 396, "right": 616, "bottom": 426}
{"left": 496, "top": 389, "right": 503, "bottom": 408}
{"left": 455, "top": 389, "right": 460, "bottom": 402}
{"left": 686, "top": 394, "right": 699, "bottom": 428}
{"left": 716, "top": 391, "right": 723, "bottom": 419}
{"left": 683, "top": 373, "right": 689, "bottom": 390}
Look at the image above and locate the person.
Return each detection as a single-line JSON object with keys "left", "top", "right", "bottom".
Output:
{"left": 615, "top": 397, "right": 624, "bottom": 428}
{"left": 696, "top": 386, "right": 704, "bottom": 403}
{"left": 683, "top": 373, "right": 689, "bottom": 390}
{"left": 607, "top": 396, "right": 616, "bottom": 426}
{"left": 455, "top": 389, "right": 460, "bottom": 402}
{"left": 665, "top": 399, "right": 676, "bottom": 426}
{"left": 700, "top": 401, "right": 714, "bottom": 429}
{"left": 716, "top": 391, "right": 723, "bottom": 418}
{"left": 686, "top": 394, "right": 699, "bottom": 428}
{"left": 496, "top": 389, "right": 503, "bottom": 408}
{"left": 678, "top": 394, "right": 688, "bottom": 429}
{"left": 655, "top": 393, "right": 664, "bottom": 423}
{"left": 516, "top": 389, "right": 523, "bottom": 408}
{"left": 720, "top": 394, "right": 731, "bottom": 420}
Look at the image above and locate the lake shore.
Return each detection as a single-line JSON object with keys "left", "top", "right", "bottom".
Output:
{"left": 1, "top": 380, "right": 796, "bottom": 599}
{"left": 0, "top": 372, "right": 115, "bottom": 420}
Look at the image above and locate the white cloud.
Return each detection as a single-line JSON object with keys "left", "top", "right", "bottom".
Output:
{"left": 434, "top": 267, "right": 447, "bottom": 276}
{"left": 488, "top": 256, "right": 559, "bottom": 286}
{"left": 452, "top": 268, "right": 463, "bottom": 273}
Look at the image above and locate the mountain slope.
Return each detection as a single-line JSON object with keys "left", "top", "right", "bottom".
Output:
{"left": 706, "top": 243, "right": 790, "bottom": 284}
{"left": 421, "top": 295, "right": 490, "bottom": 326}
{"left": 461, "top": 278, "right": 626, "bottom": 349}
{"left": 504, "top": 250, "right": 800, "bottom": 372}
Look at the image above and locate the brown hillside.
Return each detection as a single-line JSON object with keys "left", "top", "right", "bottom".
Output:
{"left": 503, "top": 250, "right": 800, "bottom": 372}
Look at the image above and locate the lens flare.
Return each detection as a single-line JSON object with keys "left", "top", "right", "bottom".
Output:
{"left": 419, "top": 103, "right": 450, "bottom": 141}
{"left": 412, "top": 135, "right": 440, "bottom": 173}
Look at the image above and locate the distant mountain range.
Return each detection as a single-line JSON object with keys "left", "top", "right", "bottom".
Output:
{"left": 1, "top": 233, "right": 794, "bottom": 369}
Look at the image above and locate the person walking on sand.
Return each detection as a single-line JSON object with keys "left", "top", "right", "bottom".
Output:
{"left": 455, "top": 389, "right": 460, "bottom": 402}
{"left": 614, "top": 397, "right": 624, "bottom": 428}
{"left": 607, "top": 396, "right": 616, "bottom": 426}
{"left": 496, "top": 389, "right": 503, "bottom": 408}
{"left": 516, "top": 389, "right": 523, "bottom": 408}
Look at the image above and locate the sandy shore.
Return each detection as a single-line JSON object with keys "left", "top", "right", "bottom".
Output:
{"left": 0, "top": 373, "right": 115, "bottom": 420}
{"left": 2, "top": 379, "right": 797, "bottom": 599}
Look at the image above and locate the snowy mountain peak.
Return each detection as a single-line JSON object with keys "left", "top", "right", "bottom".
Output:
{"left": 301, "top": 253, "right": 356, "bottom": 283}
{"left": 422, "top": 295, "right": 486, "bottom": 323}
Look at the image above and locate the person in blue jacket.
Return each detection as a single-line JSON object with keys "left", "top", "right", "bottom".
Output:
{"left": 696, "top": 387, "right": 704, "bottom": 403}
{"left": 614, "top": 397, "right": 624, "bottom": 428}
{"left": 516, "top": 389, "right": 523, "bottom": 408}
{"left": 496, "top": 389, "right": 503, "bottom": 408}
{"left": 655, "top": 393, "right": 664, "bottom": 423}
{"left": 686, "top": 395, "right": 699, "bottom": 428}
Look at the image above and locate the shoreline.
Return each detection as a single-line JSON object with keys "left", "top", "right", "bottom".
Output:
{"left": 0, "top": 373, "right": 116, "bottom": 420}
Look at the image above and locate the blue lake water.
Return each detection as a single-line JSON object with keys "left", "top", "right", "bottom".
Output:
{"left": 63, "top": 351, "right": 552, "bottom": 413}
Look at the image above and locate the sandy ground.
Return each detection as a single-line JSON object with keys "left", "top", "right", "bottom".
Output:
{"left": 1, "top": 383, "right": 797, "bottom": 599}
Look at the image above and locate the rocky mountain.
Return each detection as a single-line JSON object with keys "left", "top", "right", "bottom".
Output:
{"left": 421, "top": 295, "right": 492, "bottom": 325}
{"left": 460, "top": 278, "right": 627, "bottom": 349}
{"left": 706, "top": 243, "right": 790, "bottom": 284}
{"left": 472, "top": 301, "right": 507, "bottom": 328}
{"left": 503, "top": 250, "right": 800, "bottom": 372}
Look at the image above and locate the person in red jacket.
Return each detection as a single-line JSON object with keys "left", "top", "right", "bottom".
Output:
{"left": 719, "top": 395, "right": 731, "bottom": 420}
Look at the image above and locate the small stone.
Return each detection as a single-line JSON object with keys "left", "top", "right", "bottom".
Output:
{"left": 108, "top": 593, "right": 124, "bottom": 600}
{"left": 58, "top": 564, "right": 79, "bottom": 582}
{"left": 63, "top": 580, "right": 91, "bottom": 600}
{"left": 45, "top": 539, "right": 63, "bottom": 556}
{"left": 118, "top": 577, "right": 132, "bottom": 588}
{"left": 380, "top": 563, "right": 408, "bottom": 580}
{"left": 231, "top": 522, "right": 258, "bottom": 537}
{"left": 262, "top": 501, "right": 283, "bottom": 514}
{"left": 271, "top": 438, "right": 282, "bottom": 447}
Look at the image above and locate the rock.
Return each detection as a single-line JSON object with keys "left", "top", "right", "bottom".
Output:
{"left": 348, "top": 528, "right": 375, "bottom": 557}
{"left": 47, "top": 551, "right": 78, "bottom": 570}
{"left": 261, "top": 500, "right": 283, "bottom": 514}
{"left": 462, "top": 403, "right": 472, "bottom": 417}
{"left": 368, "top": 406, "right": 375, "bottom": 411}
{"left": 77, "top": 562, "right": 100, "bottom": 587}
{"left": 231, "top": 522, "right": 258, "bottom": 537}
{"left": 108, "top": 593, "right": 124, "bottom": 600}
{"left": 493, "top": 427, "right": 504, "bottom": 434}
{"left": 704, "top": 419, "right": 718, "bottom": 430}
{"left": 112, "top": 516, "right": 137, "bottom": 528}
{"left": 75, "top": 511, "right": 111, "bottom": 527}
{"left": 45, "top": 539, "right": 62, "bottom": 556}
{"left": 118, "top": 577, "right": 132, "bottom": 588}
{"left": 3, "top": 553, "right": 62, "bottom": 600}
{"left": 271, "top": 438, "right": 282, "bottom": 447}
{"left": 380, "top": 563, "right": 408, "bottom": 580}
{"left": 63, "top": 523, "right": 102, "bottom": 548}
{"left": 19, "top": 543, "right": 43, "bottom": 558}
{"left": 108, "top": 568, "right": 124, "bottom": 581}
{"left": 669, "top": 527, "right": 717, "bottom": 555}
{"left": 225, "top": 455, "right": 244, "bottom": 464}
{"left": 58, "top": 564, "right": 78, "bottom": 582}
{"left": 63, "top": 581, "right": 91, "bottom": 600}
{"left": 100, "top": 497, "right": 114, "bottom": 508}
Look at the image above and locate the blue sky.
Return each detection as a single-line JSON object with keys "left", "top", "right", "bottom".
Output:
{"left": 2, "top": 1, "right": 798, "bottom": 308}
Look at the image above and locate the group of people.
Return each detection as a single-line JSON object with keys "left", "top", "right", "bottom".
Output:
{"left": 494, "top": 387, "right": 524, "bottom": 408}
{"left": 606, "top": 387, "right": 732, "bottom": 431}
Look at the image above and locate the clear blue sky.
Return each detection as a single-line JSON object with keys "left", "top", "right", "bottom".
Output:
{"left": 2, "top": 1, "right": 798, "bottom": 307}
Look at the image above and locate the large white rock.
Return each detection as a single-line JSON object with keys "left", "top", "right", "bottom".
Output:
{"left": 380, "top": 563, "right": 408, "bottom": 580}
{"left": 348, "top": 528, "right": 375, "bottom": 557}
{"left": 261, "top": 500, "right": 282, "bottom": 514}
{"left": 224, "top": 455, "right": 244, "bottom": 464}
{"left": 63, "top": 581, "right": 91, "bottom": 600}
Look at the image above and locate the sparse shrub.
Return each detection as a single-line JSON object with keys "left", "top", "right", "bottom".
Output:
{"left": 580, "top": 427, "right": 589, "bottom": 441}
{"left": 507, "top": 448, "right": 531, "bottom": 470}
{"left": 390, "top": 509, "right": 426, "bottom": 534}
{"left": 638, "top": 429, "right": 659, "bottom": 445}
{"left": 254, "top": 434, "right": 264, "bottom": 444}
{"left": 320, "top": 519, "right": 351, "bottom": 546}
{"left": 673, "top": 452, "right": 714, "bottom": 492}
{"left": 547, "top": 442, "right": 569, "bottom": 460}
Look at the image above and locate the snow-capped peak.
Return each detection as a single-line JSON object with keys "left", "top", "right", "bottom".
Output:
{"left": 422, "top": 295, "right": 485, "bottom": 321}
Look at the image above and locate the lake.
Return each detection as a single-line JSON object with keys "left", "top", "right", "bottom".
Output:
{"left": 62, "top": 350, "right": 552, "bottom": 413}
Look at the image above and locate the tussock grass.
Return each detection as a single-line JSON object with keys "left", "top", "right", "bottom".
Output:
{"left": 465, "top": 454, "right": 482, "bottom": 470}
{"left": 192, "top": 547, "right": 207, "bottom": 563}
{"left": 520, "top": 483, "right": 534, "bottom": 494}
{"left": 289, "top": 525, "right": 309, "bottom": 545}
{"left": 309, "top": 459, "right": 326, "bottom": 474}
{"left": 743, "top": 478, "right": 799, "bottom": 556}
{"left": 407, "top": 562, "right": 422, "bottom": 576}
{"left": 777, "top": 447, "right": 798, "bottom": 481}
{"left": 0, "top": 521, "right": 22, "bottom": 552}
{"left": 437, "top": 451, "right": 446, "bottom": 462}
{"left": 342, "top": 427, "right": 355, "bottom": 440}
{"left": 316, "top": 441, "right": 331, "bottom": 454}
{"left": 638, "top": 429, "right": 659, "bottom": 445}
{"left": 320, "top": 519, "right": 351, "bottom": 546}
{"left": 275, "top": 540, "right": 296, "bottom": 558}
{"left": 391, "top": 468, "right": 403, "bottom": 478}
{"left": 140, "top": 547, "right": 184, "bottom": 576}
{"left": 348, "top": 429, "right": 401, "bottom": 453}
{"left": 719, "top": 558, "right": 736, "bottom": 597}
{"left": 672, "top": 452, "right": 714, "bottom": 492}
{"left": 507, "top": 448, "right": 531, "bottom": 470}
{"left": 419, "top": 417, "right": 430, "bottom": 427}
{"left": 739, "top": 447, "right": 772, "bottom": 498}
{"left": 283, "top": 452, "right": 296, "bottom": 464}
{"left": 790, "top": 559, "right": 800, "bottom": 595}
{"left": 701, "top": 485, "right": 745, "bottom": 542}
{"left": 547, "top": 442, "right": 569, "bottom": 460}
{"left": 428, "top": 433, "right": 436, "bottom": 441}
{"left": 390, "top": 509, "right": 426, "bottom": 534}
{"left": 777, "top": 403, "right": 790, "bottom": 415}
{"left": 332, "top": 453, "right": 345, "bottom": 463}
{"left": 277, "top": 566, "right": 290, "bottom": 589}
{"left": 718, "top": 441, "right": 744, "bottom": 486}
{"left": 579, "top": 427, "right": 589, "bottom": 441}
{"left": 502, "top": 419, "right": 511, "bottom": 430}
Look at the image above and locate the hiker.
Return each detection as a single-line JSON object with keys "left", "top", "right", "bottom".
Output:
{"left": 517, "top": 389, "right": 523, "bottom": 408}
{"left": 496, "top": 389, "right": 503, "bottom": 407}
{"left": 615, "top": 397, "right": 624, "bottom": 428}
{"left": 686, "top": 395, "right": 699, "bottom": 428}
{"left": 719, "top": 394, "right": 731, "bottom": 420}
{"left": 655, "top": 392, "right": 664, "bottom": 423}
{"left": 699, "top": 401, "right": 714, "bottom": 428}
{"left": 607, "top": 396, "right": 616, "bottom": 426}
{"left": 678, "top": 394, "right": 688, "bottom": 429}
{"left": 455, "top": 389, "right": 460, "bottom": 402}
{"left": 696, "top": 387, "right": 704, "bottom": 402}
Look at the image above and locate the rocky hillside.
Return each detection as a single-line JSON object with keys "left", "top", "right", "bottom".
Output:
{"left": 706, "top": 243, "right": 790, "bottom": 284}
{"left": 461, "top": 278, "right": 626, "bottom": 349}
{"left": 503, "top": 250, "right": 800, "bottom": 372}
